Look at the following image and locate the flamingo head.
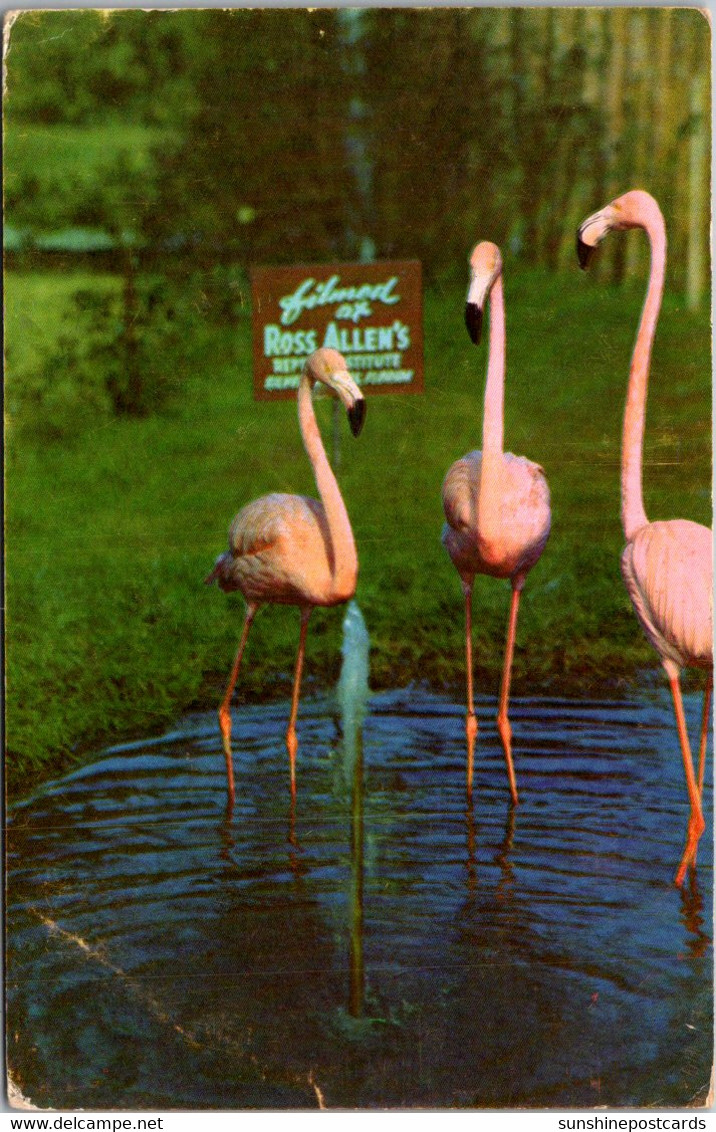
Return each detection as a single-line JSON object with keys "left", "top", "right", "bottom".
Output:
{"left": 577, "top": 190, "right": 661, "bottom": 269}
{"left": 304, "top": 347, "right": 366, "bottom": 437}
{"left": 465, "top": 241, "right": 502, "bottom": 345}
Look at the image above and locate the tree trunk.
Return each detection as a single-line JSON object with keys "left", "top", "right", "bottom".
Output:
{"left": 686, "top": 71, "right": 708, "bottom": 309}
{"left": 601, "top": 9, "right": 627, "bottom": 284}
{"left": 625, "top": 11, "right": 649, "bottom": 282}
{"left": 122, "top": 245, "right": 142, "bottom": 415}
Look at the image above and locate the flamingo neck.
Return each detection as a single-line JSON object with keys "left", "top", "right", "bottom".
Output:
{"left": 621, "top": 201, "right": 666, "bottom": 541}
{"left": 298, "top": 374, "right": 357, "bottom": 594}
{"left": 478, "top": 274, "right": 505, "bottom": 543}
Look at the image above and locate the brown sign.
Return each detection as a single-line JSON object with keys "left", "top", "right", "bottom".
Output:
{"left": 250, "top": 260, "right": 423, "bottom": 400}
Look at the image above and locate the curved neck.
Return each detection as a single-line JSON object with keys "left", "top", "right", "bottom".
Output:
{"left": 621, "top": 204, "right": 666, "bottom": 540}
{"left": 478, "top": 274, "right": 505, "bottom": 538}
{"left": 298, "top": 374, "right": 357, "bottom": 591}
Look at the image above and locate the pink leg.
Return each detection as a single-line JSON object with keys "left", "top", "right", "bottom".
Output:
{"left": 690, "top": 673, "right": 713, "bottom": 870}
{"left": 697, "top": 674, "right": 712, "bottom": 800}
{"left": 463, "top": 581, "right": 478, "bottom": 801}
{"left": 667, "top": 664, "right": 706, "bottom": 887}
{"left": 286, "top": 608, "right": 311, "bottom": 799}
{"left": 496, "top": 584, "right": 521, "bottom": 807}
{"left": 218, "top": 604, "right": 257, "bottom": 809}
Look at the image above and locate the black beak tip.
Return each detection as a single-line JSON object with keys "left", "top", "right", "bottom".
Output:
{"left": 465, "top": 302, "right": 483, "bottom": 345}
{"left": 576, "top": 233, "right": 596, "bottom": 271}
{"left": 348, "top": 398, "right": 366, "bottom": 437}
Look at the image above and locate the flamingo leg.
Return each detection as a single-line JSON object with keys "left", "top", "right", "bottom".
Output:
{"left": 218, "top": 603, "right": 257, "bottom": 809}
{"left": 286, "top": 608, "right": 311, "bottom": 799}
{"left": 463, "top": 581, "right": 478, "bottom": 801}
{"left": 697, "top": 673, "right": 712, "bottom": 800}
{"left": 496, "top": 583, "right": 521, "bottom": 807}
{"left": 667, "top": 665, "right": 706, "bottom": 887}
{"left": 689, "top": 674, "right": 713, "bottom": 871}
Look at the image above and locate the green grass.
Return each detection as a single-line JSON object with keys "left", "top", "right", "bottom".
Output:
{"left": 4, "top": 265, "right": 711, "bottom": 796}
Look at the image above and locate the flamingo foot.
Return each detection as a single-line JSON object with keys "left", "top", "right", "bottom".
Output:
{"left": 496, "top": 711, "right": 519, "bottom": 807}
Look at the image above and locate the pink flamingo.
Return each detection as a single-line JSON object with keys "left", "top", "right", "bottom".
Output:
{"left": 442, "top": 241, "right": 551, "bottom": 804}
{"left": 577, "top": 189, "right": 713, "bottom": 886}
{"left": 205, "top": 347, "right": 366, "bottom": 806}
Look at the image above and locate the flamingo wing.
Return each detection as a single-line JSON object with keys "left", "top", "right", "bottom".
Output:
{"left": 621, "top": 519, "right": 713, "bottom": 669}
{"left": 503, "top": 456, "right": 551, "bottom": 572}
{"left": 206, "top": 493, "right": 331, "bottom": 603}
{"left": 232, "top": 493, "right": 337, "bottom": 605}
{"left": 228, "top": 494, "right": 322, "bottom": 557}
{"left": 442, "top": 451, "right": 481, "bottom": 532}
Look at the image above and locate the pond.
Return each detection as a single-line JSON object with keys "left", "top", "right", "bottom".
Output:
{"left": 6, "top": 617, "right": 713, "bottom": 1110}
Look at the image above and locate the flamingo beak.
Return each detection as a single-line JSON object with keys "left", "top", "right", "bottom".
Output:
{"left": 576, "top": 208, "right": 613, "bottom": 270}
{"left": 330, "top": 368, "right": 366, "bottom": 436}
{"left": 576, "top": 233, "right": 597, "bottom": 270}
{"left": 348, "top": 398, "right": 366, "bottom": 437}
{"left": 465, "top": 261, "right": 494, "bottom": 345}
{"left": 465, "top": 302, "right": 483, "bottom": 345}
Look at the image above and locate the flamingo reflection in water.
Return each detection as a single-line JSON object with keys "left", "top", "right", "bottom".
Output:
{"left": 205, "top": 348, "right": 366, "bottom": 808}
{"left": 577, "top": 190, "right": 713, "bottom": 886}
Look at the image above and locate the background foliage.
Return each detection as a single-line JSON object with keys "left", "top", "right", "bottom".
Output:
{"left": 5, "top": 8, "right": 710, "bottom": 289}
{"left": 3, "top": 8, "right": 711, "bottom": 792}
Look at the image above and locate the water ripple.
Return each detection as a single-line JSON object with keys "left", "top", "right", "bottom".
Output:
{"left": 7, "top": 686, "right": 713, "bottom": 1110}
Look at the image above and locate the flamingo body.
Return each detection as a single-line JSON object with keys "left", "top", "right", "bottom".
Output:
{"left": 443, "top": 241, "right": 551, "bottom": 803}
{"left": 442, "top": 450, "right": 551, "bottom": 584}
{"left": 577, "top": 189, "right": 713, "bottom": 885}
{"left": 209, "top": 492, "right": 354, "bottom": 608}
{"left": 621, "top": 519, "right": 712, "bottom": 672}
{"left": 206, "top": 347, "right": 365, "bottom": 806}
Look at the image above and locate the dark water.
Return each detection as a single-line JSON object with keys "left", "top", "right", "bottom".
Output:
{"left": 7, "top": 682, "right": 713, "bottom": 1110}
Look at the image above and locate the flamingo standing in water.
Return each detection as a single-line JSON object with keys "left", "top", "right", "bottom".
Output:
{"left": 577, "top": 189, "right": 713, "bottom": 886}
{"left": 205, "top": 347, "right": 366, "bottom": 807}
{"left": 442, "top": 242, "right": 551, "bottom": 803}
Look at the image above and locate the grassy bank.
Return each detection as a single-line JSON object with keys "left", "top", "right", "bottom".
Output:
{"left": 4, "top": 265, "right": 711, "bottom": 796}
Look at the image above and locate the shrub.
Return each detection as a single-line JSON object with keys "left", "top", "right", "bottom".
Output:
{"left": 8, "top": 273, "right": 191, "bottom": 442}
